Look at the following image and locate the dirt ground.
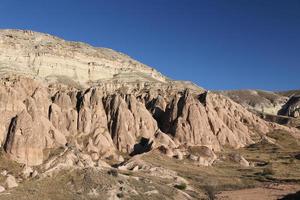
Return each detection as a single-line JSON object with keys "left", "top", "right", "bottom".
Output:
{"left": 216, "top": 184, "right": 300, "bottom": 200}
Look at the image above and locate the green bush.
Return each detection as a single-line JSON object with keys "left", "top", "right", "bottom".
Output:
{"left": 174, "top": 183, "right": 187, "bottom": 190}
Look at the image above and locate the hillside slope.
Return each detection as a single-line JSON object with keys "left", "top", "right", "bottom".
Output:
{"left": 0, "top": 30, "right": 299, "bottom": 199}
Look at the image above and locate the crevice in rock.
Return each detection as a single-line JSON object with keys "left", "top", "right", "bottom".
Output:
{"left": 198, "top": 91, "right": 208, "bottom": 106}
{"left": 4, "top": 116, "right": 18, "bottom": 152}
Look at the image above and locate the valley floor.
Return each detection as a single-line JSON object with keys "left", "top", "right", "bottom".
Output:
{"left": 0, "top": 130, "right": 298, "bottom": 200}
{"left": 216, "top": 184, "right": 300, "bottom": 200}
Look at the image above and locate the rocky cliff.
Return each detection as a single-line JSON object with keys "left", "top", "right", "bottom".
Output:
{"left": 0, "top": 29, "right": 168, "bottom": 85}
{"left": 0, "top": 29, "right": 299, "bottom": 168}
{"left": 279, "top": 95, "right": 300, "bottom": 118}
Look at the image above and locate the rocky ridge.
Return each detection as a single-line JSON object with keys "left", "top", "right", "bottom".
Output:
{"left": 279, "top": 95, "right": 300, "bottom": 118}
{"left": 0, "top": 74, "right": 298, "bottom": 168}
{"left": 0, "top": 30, "right": 299, "bottom": 197}
{"left": 0, "top": 30, "right": 298, "bottom": 166}
{"left": 0, "top": 30, "right": 299, "bottom": 199}
{"left": 0, "top": 29, "right": 168, "bottom": 85}
{"left": 219, "top": 90, "right": 288, "bottom": 115}
{"left": 219, "top": 90, "right": 300, "bottom": 129}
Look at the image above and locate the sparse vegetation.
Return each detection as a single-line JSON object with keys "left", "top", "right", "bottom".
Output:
{"left": 174, "top": 183, "right": 187, "bottom": 190}
{"left": 1, "top": 29, "right": 299, "bottom": 200}
{"left": 107, "top": 169, "right": 118, "bottom": 177}
{"left": 117, "top": 193, "right": 124, "bottom": 198}
{"left": 203, "top": 185, "right": 217, "bottom": 200}
{"left": 120, "top": 171, "right": 133, "bottom": 176}
{"left": 0, "top": 130, "right": 299, "bottom": 199}
{"left": 0, "top": 150, "right": 23, "bottom": 182}
{"left": 262, "top": 167, "right": 275, "bottom": 176}
{"left": 140, "top": 129, "right": 300, "bottom": 199}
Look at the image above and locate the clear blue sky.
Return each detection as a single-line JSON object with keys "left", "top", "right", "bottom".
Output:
{"left": 0, "top": 0, "right": 299, "bottom": 91}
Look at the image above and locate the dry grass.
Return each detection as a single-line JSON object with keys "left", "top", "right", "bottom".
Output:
{"left": 142, "top": 130, "right": 300, "bottom": 194}
{"left": 0, "top": 130, "right": 298, "bottom": 200}
{"left": 0, "top": 150, "right": 24, "bottom": 182}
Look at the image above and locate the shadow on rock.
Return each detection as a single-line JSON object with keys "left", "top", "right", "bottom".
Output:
{"left": 279, "top": 191, "right": 300, "bottom": 200}
{"left": 130, "top": 137, "right": 153, "bottom": 156}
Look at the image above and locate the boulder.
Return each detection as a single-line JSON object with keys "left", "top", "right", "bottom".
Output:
{"left": 97, "top": 160, "right": 111, "bottom": 168}
{"left": 188, "top": 154, "right": 198, "bottom": 161}
{"left": 157, "top": 145, "right": 174, "bottom": 158}
{"left": 118, "top": 155, "right": 151, "bottom": 171}
{"left": 5, "top": 175, "right": 18, "bottom": 188}
{"left": 22, "top": 166, "right": 34, "bottom": 179}
{"left": 0, "top": 170, "right": 7, "bottom": 176}
{"left": 230, "top": 153, "right": 250, "bottom": 167}
{"left": 261, "top": 136, "right": 276, "bottom": 145}
{"left": 31, "top": 170, "right": 39, "bottom": 178}
{"left": 173, "top": 149, "right": 184, "bottom": 160}
{"left": 188, "top": 146, "right": 217, "bottom": 166}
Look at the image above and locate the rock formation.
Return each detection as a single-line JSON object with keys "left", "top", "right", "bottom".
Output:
{"left": 0, "top": 29, "right": 166, "bottom": 85}
{"left": 279, "top": 95, "right": 300, "bottom": 118}
{"left": 219, "top": 90, "right": 288, "bottom": 115}
{"left": 220, "top": 89, "right": 300, "bottom": 129}
{"left": 0, "top": 29, "right": 299, "bottom": 168}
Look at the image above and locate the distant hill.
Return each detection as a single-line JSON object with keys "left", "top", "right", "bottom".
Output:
{"left": 217, "top": 89, "right": 288, "bottom": 115}
{"left": 276, "top": 90, "right": 300, "bottom": 97}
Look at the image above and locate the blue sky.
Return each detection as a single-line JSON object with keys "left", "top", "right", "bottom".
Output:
{"left": 0, "top": 0, "right": 299, "bottom": 91}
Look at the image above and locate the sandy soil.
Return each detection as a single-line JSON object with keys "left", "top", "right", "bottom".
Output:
{"left": 217, "top": 184, "right": 300, "bottom": 200}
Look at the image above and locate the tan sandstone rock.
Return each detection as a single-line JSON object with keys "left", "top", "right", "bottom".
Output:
{"left": 5, "top": 175, "right": 18, "bottom": 188}
{"left": 0, "top": 29, "right": 299, "bottom": 171}
{"left": 230, "top": 153, "right": 250, "bottom": 167}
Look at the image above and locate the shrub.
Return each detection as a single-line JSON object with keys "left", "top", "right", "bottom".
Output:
{"left": 174, "top": 183, "right": 187, "bottom": 190}
{"left": 203, "top": 185, "right": 217, "bottom": 200}
{"left": 262, "top": 167, "right": 275, "bottom": 176}
{"left": 107, "top": 169, "right": 118, "bottom": 177}
{"left": 117, "top": 193, "right": 124, "bottom": 198}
